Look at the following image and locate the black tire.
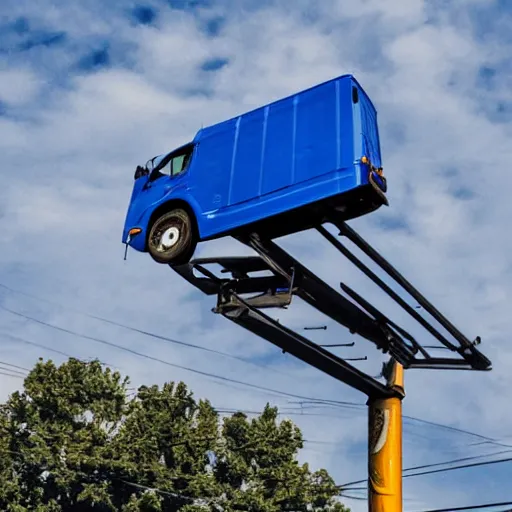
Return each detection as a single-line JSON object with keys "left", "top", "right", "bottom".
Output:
{"left": 147, "top": 208, "right": 197, "bottom": 265}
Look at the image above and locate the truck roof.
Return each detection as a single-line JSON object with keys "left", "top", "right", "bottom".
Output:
{"left": 194, "top": 73, "right": 375, "bottom": 143}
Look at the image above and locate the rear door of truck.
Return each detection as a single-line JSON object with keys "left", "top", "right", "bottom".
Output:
{"left": 351, "top": 79, "right": 382, "bottom": 169}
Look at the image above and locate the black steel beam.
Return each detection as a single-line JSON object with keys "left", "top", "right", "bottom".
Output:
{"left": 336, "top": 219, "right": 469, "bottom": 344}
{"left": 338, "top": 281, "right": 427, "bottom": 357}
{"left": 235, "top": 233, "right": 413, "bottom": 360}
{"left": 217, "top": 292, "right": 398, "bottom": 399}
{"left": 172, "top": 260, "right": 288, "bottom": 296}
{"left": 192, "top": 256, "right": 271, "bottom": 276}
{"left": 172, "top": 227, "right": 491, "bottom": 372}
{"left": 326, "top": 214, "right": 491, "bottom": 371}
{"left": 317, "top": 225, "right": 454, "bottom": 352}
{"left": 172, "top": 262, "right": 221, "bottom": 295}
{"left": 408, "top": 358, "right": 490, "bottom": 370}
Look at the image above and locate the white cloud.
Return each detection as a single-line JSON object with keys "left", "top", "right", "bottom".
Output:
{"left": 0, "top": 68, "right": 42, "bottom": 106}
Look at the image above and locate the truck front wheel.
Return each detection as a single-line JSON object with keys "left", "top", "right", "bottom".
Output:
{"left": 147, "top": 208, "right": 197, "bottom": 265}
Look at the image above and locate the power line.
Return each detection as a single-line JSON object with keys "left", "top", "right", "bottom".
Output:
{"left": 1, "top": 332, "right": 87, "bottom": 360}
{"left": 339, "top": 494, "right": 367, "bottom": 501}
{"left": 0, "top": 365, "right": 26, "bottom": 377}
{"left": 413, "top": 500, "right": 512, "bottom": 512}
{"left": 0, "top": 283, "right": 499, "bottom": 444}
{"left": 340, "top": 451, "right": 512, "bottom": 489}
{"left": 339, "top": 450, "right": 512, "bottom": 490}
{"left": 0, "top": 370, "right": 24, "bottom": 380}
{"left": 290, "top": 399, "right": 496, "bottom": 443}
{"left": 403, "top": 449, "right": 512, "bottom": 474}
{"left": 214, "top": 407, "right": 362, "bottom": 423}
{"left": 5, "top": 289, "right": 506, "bottom": 507}
{"left": 1, "top": 283, "right": 502, "bottom": 473}
{"left": 401, "top": 415, "right": 495, "bottom": 443}
{"left": 0, "top": 283, "right": 294, "bottom": 379}
{"left": 3, "top": 335, "right": 496, "bottom": 494}
{"left": 279, "top": 400, "right": 364, "bottom": 412}
{"left": 1, "top": 362, "right": 501, "bottom": 508}
{"left": 467, "top": 439, "right": 512, "bottom": 450}
{"left": 0, "top": 304, "right": 361, "bottom": 408}
{"left": 305, "top": 400, "right": 495, "bottom": 443}
{"left": 404, "top": 454, "right": 512, "bottom": 479}
{"left": 0, "top": 360, "right": 31, "bottom": 372}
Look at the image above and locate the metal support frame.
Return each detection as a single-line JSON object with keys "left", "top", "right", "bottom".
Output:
{"left": 325, "top": 212, "right": 491, "bottom": 371}
{"left": 221, "top": 293, "right": 395, "bottom": 398}
{"left": 173, "top": 219, "right": 490, "bottom": 390}
{"left": 174, "top": 256, "right": 397, "bottom": 399}
{"left": 171, "top": 218, "right": 492, "bottom": 512}
{"left": 228, "top": 225, "right": 490, "bottom": 371}
{"left": 233, "top": 232, "right": 418, "bottom": 367}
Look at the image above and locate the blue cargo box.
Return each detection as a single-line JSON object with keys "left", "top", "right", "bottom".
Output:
{"left": 123, "top": 74, "right": 387, "bottom": 264}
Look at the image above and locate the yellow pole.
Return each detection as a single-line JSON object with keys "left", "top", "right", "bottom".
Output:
{"left": 368, "top": 360, "right": 405, "bottom": 512}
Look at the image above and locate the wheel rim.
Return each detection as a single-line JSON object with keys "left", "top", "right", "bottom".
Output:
{"left": 159, "top": 226, "right": 180, "bottom": 251}
{"left": 151, "top": 219, "right": 186, "bottom": 254}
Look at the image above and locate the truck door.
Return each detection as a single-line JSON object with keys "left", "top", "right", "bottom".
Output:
{"left": 146, "top": 144, "right": 195, "bottom": 202}
{"left": 128, "top": 144, "right": 194, "bottom": 225}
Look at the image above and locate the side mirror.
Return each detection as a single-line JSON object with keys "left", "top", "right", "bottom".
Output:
{"left": 134, "top": 165, "right": 148, "bottom": 180}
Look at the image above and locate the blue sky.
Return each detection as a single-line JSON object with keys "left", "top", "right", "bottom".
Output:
{"left": 0, "top": 0, "right": 511, "bottom": 510}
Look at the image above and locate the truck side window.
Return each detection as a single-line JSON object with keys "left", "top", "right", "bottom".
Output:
{"left": 171, "top": 155, "right": 186, "bottom": 176}
{"left": 171, "top": 149, "right": 192, "bottom": 177}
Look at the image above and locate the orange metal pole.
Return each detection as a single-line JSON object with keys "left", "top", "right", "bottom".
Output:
{"left": 368, "top": 360, "right": 405, "bottom": 512}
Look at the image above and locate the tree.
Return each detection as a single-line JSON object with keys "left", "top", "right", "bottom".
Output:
{"left": 0, "top": 358, "right": 349, "bottom": 512}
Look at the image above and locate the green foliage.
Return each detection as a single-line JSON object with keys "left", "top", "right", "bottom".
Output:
{"left": 0, "top": 358, "right": 349, "bottom": 512}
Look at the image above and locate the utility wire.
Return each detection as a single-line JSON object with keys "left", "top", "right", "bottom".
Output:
{"left": 312, "top": 399, "right": 498, "bottom": 446}
{"left": 214, "top": 407, "right": 363, "bottom": 429}
{"left": 3, "top": 327, "right": 495, "bottom": 458}
{"left": 215, "top": 408, "right": 362, "bottom": 420}
{"left": 1, "top": 332, "right": 88, "bottom": 360}
{"left": 340, "top": 451, "right": 512, "bottom": 489}
{"left": 0, "top": 284, "right": 501, "bottom": 460}
{"left": 4, "top": 288, "right": 506, "bottom": 508}
{"left": 401, "top": 415, "right": 495, "bottom": 443}
{"left": 291, "top": 399, "right": 496, "bottom": 443}
{"left": 0, "top": 370, "right": 24, "bottom": 380}
{"left": 0, "top": 304, "right": 361, "bottom": 408}
{"left": 2, "top": 313, "right": 500, "bottom": 474}
{"left": 0, "top": 360, "right": 31, "bottom": 372}
{"left": 467, "top": 439, "right": 512, "bottom": 449}
{"left": 403, "top": 449, "right": 512, "bottom": 474}
{"left": 0, "top": 283, "right": 294, "bottom": 378}
{"left": 339, "top": 494, "right": 367, "bottom": 501}
{"left": 404, "top": 455, "right": 512, "bottom": 479}
{"left": 0, "top": 283, "right": 499, "bottom": 443}
{"left": 0, "top": 365, "right": 26, "bottom": 376}
{"left": 413, "top": 500, "right": 512, "bottom": 512}
{"left": 282, "top": 400, "right": 364, "bottom": 412}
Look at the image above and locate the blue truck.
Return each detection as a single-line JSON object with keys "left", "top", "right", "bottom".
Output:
{"left": 122, "top": 74, "right": 387, "bottom": 265}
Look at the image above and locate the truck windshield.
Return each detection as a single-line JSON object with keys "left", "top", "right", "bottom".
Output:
{"left": 146, "top": 154, "right": 165, "bottom": 172}
{"left": 145, "top": 158, "right": 155, "bottom": 171}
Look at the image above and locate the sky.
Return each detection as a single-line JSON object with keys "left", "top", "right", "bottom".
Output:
{"left": 0, "top": 0, "right": 511, "bottom": 510}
